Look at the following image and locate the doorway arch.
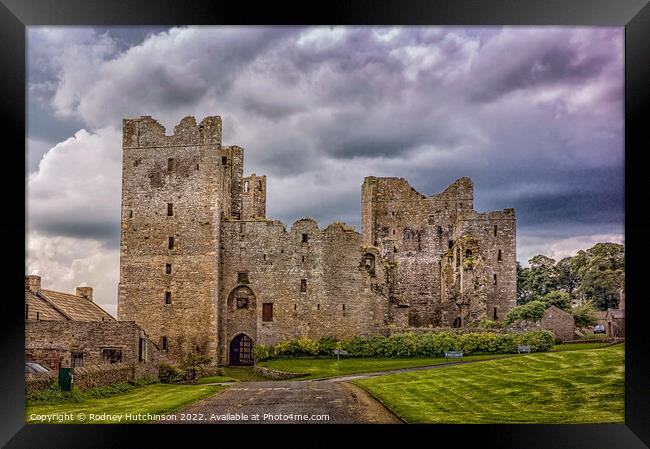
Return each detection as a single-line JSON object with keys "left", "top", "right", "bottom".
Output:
{"left": 229, "top": 333, "right": 253, "bottom": 365}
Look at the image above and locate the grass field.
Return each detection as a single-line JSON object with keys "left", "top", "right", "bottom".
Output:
{"left": 195, "top": 375, "right": 238, "bottom": 384}
{"left": 353, "top": 344, "right": 624, "bottom": 424}
{"left": 552, "top": 342, "right": 613, "bottom": 351}
{"left": 26, "top": 384, "right": 225, "bottom": 423}
{"left": 257, "top": 353, "right": 515, "bottom": 380}
{"left": 221, "top": 366, "right": 268, "bottom": 382}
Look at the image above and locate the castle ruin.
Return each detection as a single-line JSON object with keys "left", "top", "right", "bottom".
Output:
{"left": 117, "top": 115, "right": 516, "bottom": 365}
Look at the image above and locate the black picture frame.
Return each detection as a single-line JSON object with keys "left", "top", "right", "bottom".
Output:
{"left": 2, "top": 0, "right": 648, "bottom": 447}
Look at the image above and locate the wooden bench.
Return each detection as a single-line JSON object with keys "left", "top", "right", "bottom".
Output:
{"left": 517, "top": 345, "right": 531, "bottom": 354}
{"left": 444, "top": 351, "right": 464, "bottom": 360}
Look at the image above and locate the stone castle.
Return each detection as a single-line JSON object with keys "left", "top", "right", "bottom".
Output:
{"left": 117, "top": 115, "right": 517, "bottom": 365}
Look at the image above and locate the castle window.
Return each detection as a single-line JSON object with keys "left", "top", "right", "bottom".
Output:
{"left": 236, "top": 296, "right": 248, "bottom": 309}
{"left": 302, "top": 233, "right": 309, "bottom": 243}
{"left": 262, "top": 303, "right": 273, "bottom": 322}
{"left": 302, "top": 255, "right": 305, "bottom": 263}
{"left": 237, "top": 272, "right": 249, "bottom": 284}
{"left": 453, "top": 317, "right": 461, "bottom": 328}
{"left": 317, "top": 304, "right": 320, "bottom": 311}
{"left": 494, "top": 225, "right": 498, "bottom": 237}
{"left": 196, "top": 164, "right": 199, "bottom": 170}
{"left": 102, "top": 348, "right": 122, "bottom": 364}
{"left": 342, "top": 304, "right": 346, "bottom": 311}
{"left": 465, "top": 249, "right": 472, "bottom": 258}
{"left": 240, "top": 222, "right": 246, "bottom": 234}
{"left": 448, "top": 240, "right": 454, "bottom": 249}
{"left": 428, "top": 215, "right": 435, "bottom": 225}
{"left": 133, "top": 159, "right": 141, "bottom": 167}
{"left": 493, "top": 274, "right": 498, "bottom": 285}
{"left": 167, "top": 203, "right": 173, "bottom": 216}
{"left": 222, "top": 156, "right": 227, "bottom": 166}
{"left": 165, "top": 263, "right": 172, "bottom": 274}
{"left": 25, "top": 304, "right": 28, "bottom": 320}
{"left": 294, "top": 304, "right": 297, "bottom": 311}
{"left": 392, "top": 229, "right": 396, "bottom": 235}
{"left": 263, "top": 254, "right": 266, "bottom": 261}
{"left": 128, "top": 210, "right": 133, "bottom": 218}
{"left": 497, "top": 250, "right": 502, "bottom": 261}
{"left": 165, "top": 291, "right": 172, "bottom": 304}
{"left": 168, "top": 236, "right": 174, "bottom": 250}
{"left": 167, "top": 158, "right": 175, "bottom": 172}
{"left": 72, "top": 352, "right": 84, "bottom": 368}
{"left": 300, "top": 279, "right": 307, "bottom": 292}
{"left": 161, "top": 337, "right": 168, "bottom": 351}
{"left": 493, "top": 307, "right": 498, "bottom": 320}
{"left": 364, "top": 254, "right": 376, "bottom": 272}
{"left": 36, "top": 311, "right": 40, "bottom": 320}
{"left": 257, "top": 180, "right": 263, "bottom": 191}
{"left": 393, "top": 247, "right": 398, "bottom": 253}
{"left": 437, "top": 226, "right": 442, "bottom": 237}
{"left": 139, "top": 338, "right": 147, "bottom": 363}
{"left": 244, "top": 181, "right": 249, "bottom": 193}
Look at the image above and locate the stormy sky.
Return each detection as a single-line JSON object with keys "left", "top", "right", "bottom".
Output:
{"left": 26, "top": 26, "right": 624, "bottom": 317}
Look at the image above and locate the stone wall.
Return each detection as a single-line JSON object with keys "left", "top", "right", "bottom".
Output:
{"left": 25, "top": 320, "right": 164, "bottom": 375}
{"left": 539, "top": 306, "right": 575, "bottom": 342}
{"left": 218, "top": 218, "right": 391, "bottom": 364}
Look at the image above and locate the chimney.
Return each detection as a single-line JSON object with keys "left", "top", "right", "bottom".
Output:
{"left": 25, "top": 275, "right": 41, "bottom": 292}
{"left": 76, "top": 286, "right": 93, "bottom": 302}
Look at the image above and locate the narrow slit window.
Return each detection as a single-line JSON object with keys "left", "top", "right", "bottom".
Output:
{"left": 302, "top": 255, "right": 305, "bottom": 263}
{"left": 494, "top": 225, "right": 498, "bottom": 237}
{"left": 294, "top": 304, "right": 297, "bottom": 311}
{"left": 263, "top": 254, "right": 266, "bottom": 261}
{"left": 257, "top": 180, "right": 263, "bottom": 191}
{"left": 342, "top": 304, "right": 346, "bottom": 311}
{"left": 128, "top": 210, "right": 133, "bottom": 218}
{"left": 165, "top": 291, "right": 172, "bottom": 304}
{"left": 493, "top": 274, "right": 498, "bottom": 285}
{"left": 300, "top": 279, "right": 307, "bottom": 292}
{"left": 168, "top": 236, "right": 174, "bottom": 250}
{"left": 162, "top": 336, "right": 168, "bottom": 351}
{"left": 244, "top": 181, "right": 249, "bottom": 193}
{"left": 167, "top": 158, "right": 175, "bottom": 172}
{"left": 222, "top": 156, "right": 227, "bottom": 166}
{"left": 317, "top": 304, "right": 320, "bottom": 311}
{"left": 302, "top": 233, "right": 308, "bottom": 243}
{"left": 497, "top": 250, "right": 502, "bottom": 261}
{"left": 465, "top": 249, "right": 472, "bottom": 258}
{"left": 196, "top": 163, "right": 199, "bottom": 170}
{"left": 493, "top": 307, "right": 498, "bottom": 320}
{"left": 167, "top": 203, "right": 173, "bottom": 216}
{"left": 165, "top": 263, "right": 172, "bottom": 274}
{"left": 448, "top": 240, "right": 454, "bottom": 249}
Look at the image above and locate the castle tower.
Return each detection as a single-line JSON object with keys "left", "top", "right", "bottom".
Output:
{"left": 118, "top": 115, "right": 227, "bottom": 361}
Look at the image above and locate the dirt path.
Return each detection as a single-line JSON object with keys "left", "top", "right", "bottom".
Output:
{"left": 160, "top": 379, "right": 402, "bottom": 424}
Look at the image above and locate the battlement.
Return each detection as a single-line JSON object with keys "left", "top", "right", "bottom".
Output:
{"left": 123, "top": 115, "right": 222, "bottom": 149}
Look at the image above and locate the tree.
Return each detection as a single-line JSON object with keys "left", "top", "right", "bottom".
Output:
{"left": 539, "top": 290, "right": 571, "bottom": 311}
{"left": 555, "top": 256, "right": 581, "bottom": 300}
{"left": 516, "top": 261, "right": 533, "bottom": 305}
{"left": 505, "top": 300, "right": 548, "bottom": 324}
{"left": 576, "top": 243, "right": 624, "bottom": 310}
{"left": 572, "top": 300, "right": 599, "bottom": 328}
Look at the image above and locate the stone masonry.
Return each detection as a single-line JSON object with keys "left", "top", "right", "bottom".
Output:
{"left": 118, "top": 115, "right": 517, "bottom": 365}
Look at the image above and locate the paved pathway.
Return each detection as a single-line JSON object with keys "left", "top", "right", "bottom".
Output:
{"left": 160, "top": 380, "right": 402, "bottom": 424}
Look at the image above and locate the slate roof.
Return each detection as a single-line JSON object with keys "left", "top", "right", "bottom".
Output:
{"left": 25, "top": 289, "right": 115, "bottom": 322}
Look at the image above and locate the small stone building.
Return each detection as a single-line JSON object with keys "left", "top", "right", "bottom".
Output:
{"left": 25, "top": 275, "right": 163, "bottom": 374}
{"left": 539, "top": 305, "right": 575, "bottom": 342}
{"left": 605, "top": 308, "right": 625, "bottom": 338}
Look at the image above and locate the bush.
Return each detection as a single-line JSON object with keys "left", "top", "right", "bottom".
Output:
{"left": 265, "top": 330, "right": 554, "bottom": 360}
{"left": 505, "top": 300, "right": 548, "bottom": 324}
{"left": 253, "top": 344, "right": 272, "bottom": 361}
{"left": 572, "top": 300, "right": 599, "bottom": 328}
{"left": 158, "top": 363, "right": 184, "bottom": 383}
{"left": 26, "top": 384, "right": 86, "bottom": 406}
{"left": 315, "top": 336, "right": 339, "bottom": 356}
{"left": 178, "top": 352, "right": 212, "bottom": 370}
{"left": 539, "top": 291, "right": 572, "bottom": 311}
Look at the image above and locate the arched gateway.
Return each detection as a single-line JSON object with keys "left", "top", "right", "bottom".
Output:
{"left": 229, "top": 333, "right": 253, "bottom": 365}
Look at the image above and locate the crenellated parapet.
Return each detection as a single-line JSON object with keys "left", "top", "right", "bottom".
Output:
{"left": 122, "top": 115, "right": 222, "bottom": 149}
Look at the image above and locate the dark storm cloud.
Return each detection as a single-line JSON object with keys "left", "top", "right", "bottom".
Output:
{"left": 27, "top": 26, "right": 624, "bottom": 268}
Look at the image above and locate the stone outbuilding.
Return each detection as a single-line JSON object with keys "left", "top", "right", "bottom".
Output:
{"left": 605, "top": 308, "right": 625, "bottom": 338}
{"left": 539, "top": 305, "right": 575, "bottom": 342}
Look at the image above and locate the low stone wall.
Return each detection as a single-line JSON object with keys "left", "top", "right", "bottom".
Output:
{"left": 25, "top": 373, "right": 56, "bottom": 394}
{"left": 253, "top": 366, "right": 306, "bottom": 380}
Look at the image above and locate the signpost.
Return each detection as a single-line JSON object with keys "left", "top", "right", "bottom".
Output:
{"left": 333, "top": 349, "right": 348, "bottom": 376}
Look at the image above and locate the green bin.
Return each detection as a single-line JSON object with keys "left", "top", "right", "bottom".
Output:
{"left": 59, "top": 367, "right": 74, "bottom": 391}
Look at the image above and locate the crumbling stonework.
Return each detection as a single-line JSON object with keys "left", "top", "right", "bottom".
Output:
{"left": 118, "top": 115, "right": 518, "bottom": 365}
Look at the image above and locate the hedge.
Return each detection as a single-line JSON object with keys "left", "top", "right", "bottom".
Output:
{"left": 253, "top": 330, "right": 555, "bottom": 361}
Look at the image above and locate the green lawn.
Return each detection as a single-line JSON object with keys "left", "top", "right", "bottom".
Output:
{"left": 552, "top": 342, "right": 613, "bottom": 351}
{"left": 195, "top": 375, "right": 238, "bottom": 384}
{"left": 26, "top": 384, "right": 225, "bottom": 424}
{"left": 221, "top": 366, "right": 268, "bottom": 382}
{"left": 353, "top": 345, "right": 624, "bottom": 424}
{"left": 258, "top": 354, "right": 515, "bottom": 380}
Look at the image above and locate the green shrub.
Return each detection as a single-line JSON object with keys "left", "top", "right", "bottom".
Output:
{"left": 572, "top": 300, "right": 599, "bottom": 328}
{"left": 505, "top": 300, "right": 548, "bottom": 324}
{"left": 253, "top": 344, "right": 272, "bottom": 361}
{"left": 178, "top": 352, "right": 212, "bottom": 370}
{"left": 539, "top": 290, "right": 572, "bottom": 311}
{"left": 26, "top": 384, "right": 86, "bottom": 405}
{"left": 315, "top": 336, "right": 339, "bottom": 356}
{"left": 158, "top": 363, "right": 184, "bottom": 383}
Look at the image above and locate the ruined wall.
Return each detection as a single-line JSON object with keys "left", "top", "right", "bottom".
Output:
{"left": 241, "top": 173, "right": 266, "bottom": 219}
{"left": 361, "top": 176, "right": 515, "bottom": 327}
{"left": 361, "top": 177, "right": 475, "bottom": 327}
{"left": 218, "top": 218, "right": 391, "bottom": 364}
{"left": 118, "top": 116, "right": 224, "bottom": 361}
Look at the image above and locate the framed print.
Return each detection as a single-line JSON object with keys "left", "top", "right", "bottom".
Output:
{"left": 2, "top": 0, "right": 649, "bottom": 447}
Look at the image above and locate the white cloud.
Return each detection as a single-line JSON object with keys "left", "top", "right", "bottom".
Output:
{"left": 518, "top": 233, "right": 624, "bottom": 266}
